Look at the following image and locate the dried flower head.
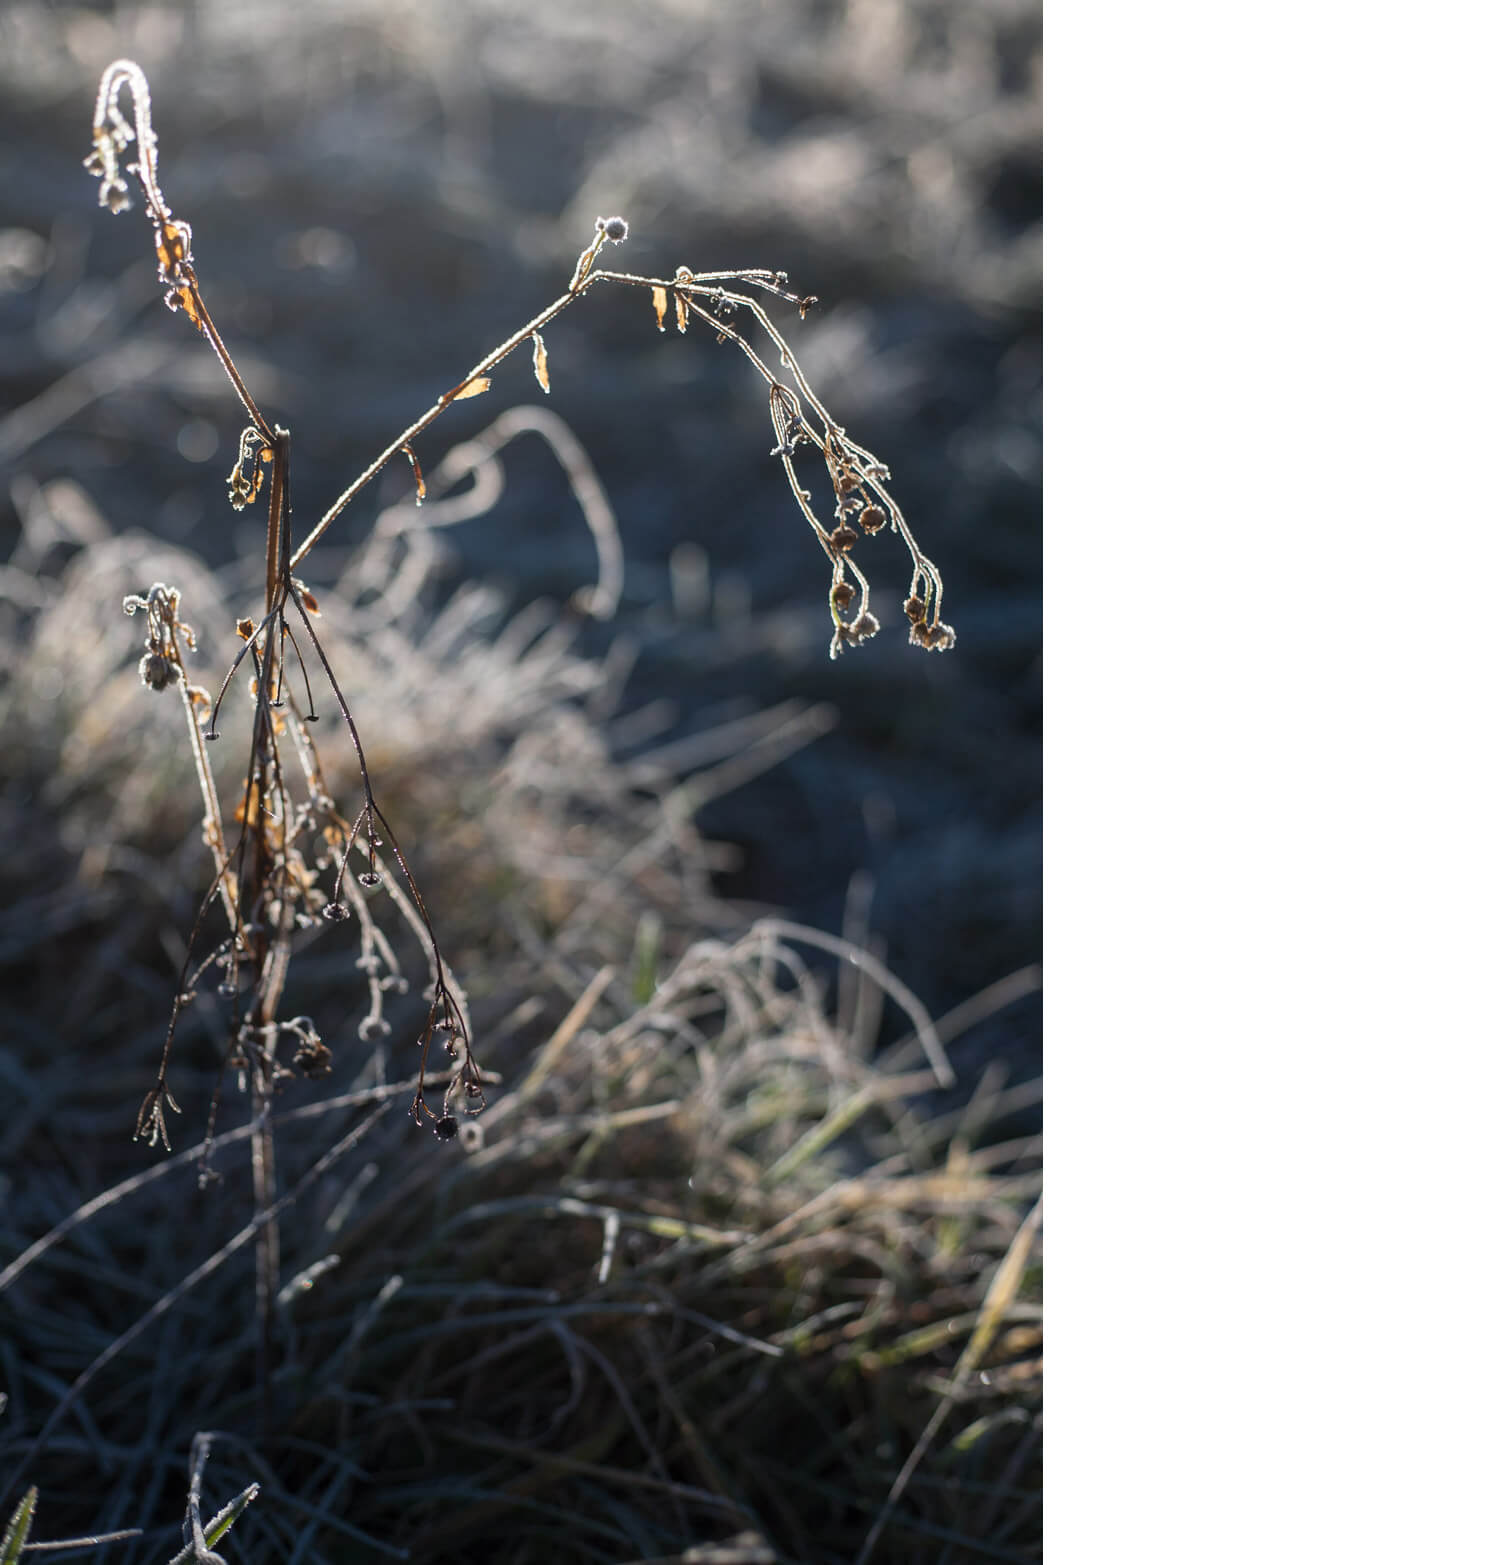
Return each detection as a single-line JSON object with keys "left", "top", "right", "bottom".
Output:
{"left": 828, "top": 524, "right": 857, "bottom": 554}
{"left": 293, "top": 1035, "right": 334, "bottom": 1079}
{"left": 829, "top": 609, "right": 881, "bottom": 660}
{"left": 138, "top": 651, "right": 179, "bottom": 691}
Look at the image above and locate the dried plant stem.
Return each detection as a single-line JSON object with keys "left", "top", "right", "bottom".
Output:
{"left": 88, "top": 56, "right": 958, "bottom": 1179}
{"left": 290, "top": 289, "right": 596, "bottom": 569}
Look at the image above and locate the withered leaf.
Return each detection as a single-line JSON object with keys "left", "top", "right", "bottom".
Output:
{"left": 292, "top": 576, "right": 320, "bottom": 614}
{"left": 652, "top": 286, "right": 668, "bottom": 332}
{"left": 156, "top": 221, "right": 190, "bottom": 269}
{"left": 675, "top": 291, "right": 689, "bottom": 334}
{"left": 452, "top": 377, "right": 491, "bottom": 401}
{"left": 532, "top": 333, "right": 550, "bottom": 394}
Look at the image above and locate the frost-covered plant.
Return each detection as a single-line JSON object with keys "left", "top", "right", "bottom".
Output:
{"left": 84, "top": 57, "right": 956, "bottom": 1156}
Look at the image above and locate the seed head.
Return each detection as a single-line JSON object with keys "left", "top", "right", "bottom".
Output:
{"left": 909, "top": 618, "right": 955, "bottom": 651}
{"left": 139, "top": 651, "right": 179, "bottom": 690}
{"left": 859, "top": 504, "right": 887, "bottom": 535}
{"left": 357, "top": 871, "right": 382, "bottom": 889}
{"left": 434, "top": 1115, "right": 459, "bottom": 1142}
{"left": 600, "top": 216, "right": 629, "bottom": 242}
{"left": 293, "top": 1036, "right": 333, "bottom": 1079}
{"left": 831, "top": 581, "right": 856, "bottom": 612}
{"left": 322, "top": 900, "right": 350, "bottom": 923}
{"left": 903, "top": 594, "right": 927, "bottom": 625}
{"left": 829, "top": 525, "right": 857, "bottom": 554}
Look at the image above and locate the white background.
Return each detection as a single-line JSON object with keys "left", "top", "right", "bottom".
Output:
{"left": 1053, "top": 2, "right": 1487, "bottom": 1557}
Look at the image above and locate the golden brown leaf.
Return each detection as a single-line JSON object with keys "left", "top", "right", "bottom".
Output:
{"left": 652, "top": 286, "right": 668, "bottom": 333}
{"left": 532, "top": 333, "right": 550, "bottom": 394}
{"left": 452, "top": 377, "right": 491, "bottom": 401}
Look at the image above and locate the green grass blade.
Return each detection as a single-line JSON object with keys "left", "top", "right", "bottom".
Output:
{"left": 166, "top": 1484, "right": 259, "bottom": 1565}
{"left": 1, "top": 1488, "right": 37, "bottom": 1565}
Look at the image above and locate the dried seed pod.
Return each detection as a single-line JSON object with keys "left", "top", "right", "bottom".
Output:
{"left": 139, "top": 651, "right": 178, "bottom": 690}
{"left": 601, "top": 216, "right": 629, "bottom": 242}
{"left": 293, "top": 1036, "right": 333, "bottom": 1079}
{"left": 831, "top": 581, "right": 856, "bottom": 612}
{"left": 434, "top": 1115, "right": 459, "bottom": 1141}
{"left": 829, "top": 525, "right": 857, "bottom": 553}
{"left": 903, "top": 594, "right": 927, "bottom": 625}
{"left": 322, "top": 900, "right": 350, "bottom": 923}
{"left": 357, "top": 871, "right": 381, "bottom": 889}
{"left": 859, "top": 503, "right": 887, "bottom": 535}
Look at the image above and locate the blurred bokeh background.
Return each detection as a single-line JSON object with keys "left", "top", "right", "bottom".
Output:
{"left": 0, "top": 0, "right": 1040, "bottom": 1080}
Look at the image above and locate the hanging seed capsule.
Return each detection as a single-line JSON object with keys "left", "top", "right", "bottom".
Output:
{"left": 357, "top": 871, "right": 381, "bottom": 889}
{"left": 434, "top": 1116, "right": 459, "bottom": 1142}
{"left": 828, "top": 524, "right": 857, "bottom": 553}
{"left": 138, "top": 652, "right": 178, "bottom": 690}
{"left": 322, "top": 900, "right": 350, "bottom": 923}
